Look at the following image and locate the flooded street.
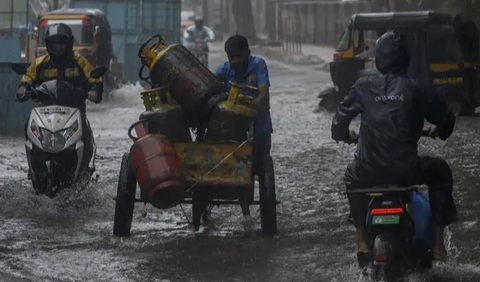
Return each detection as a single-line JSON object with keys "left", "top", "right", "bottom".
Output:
{"left": 1, "top": 43, "right": 480, "bottom": 281}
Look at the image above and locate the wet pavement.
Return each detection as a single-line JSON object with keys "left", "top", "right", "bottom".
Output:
{"left": 1, "top": 43, "right": 480, "bottom": 281}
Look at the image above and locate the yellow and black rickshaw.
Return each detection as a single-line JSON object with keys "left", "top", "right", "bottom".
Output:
{"left": 35, "top": 9, "right": 123, "bottom": 96}
{"left": 319, "top": 11, "right": 480, "bottom": 116}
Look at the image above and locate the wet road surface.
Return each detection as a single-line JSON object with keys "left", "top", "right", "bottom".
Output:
{"left": 1, "top": 43, "right": 480, "bottom": 281}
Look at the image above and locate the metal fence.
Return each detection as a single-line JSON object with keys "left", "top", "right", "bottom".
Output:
{"left": 265, "top": 0, "right": 378, "bottom": 49}
{"left": 0, "top": 0, "right": 29, "bottom": 30}
{"left": 0, "top": 62, "right": 35, "bottom": 136}
{"left": 277, "top": 16, "right": 302, "bottom": 53}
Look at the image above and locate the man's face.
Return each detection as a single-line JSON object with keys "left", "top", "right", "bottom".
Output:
{"left": 227, "top": 50, "right": 249, "bottom": 74}
{"left": 48, "top": 41, "right": 67, "bottom": 56}
{"left": 227, "top": 51, "right": 248, "bottom": 65}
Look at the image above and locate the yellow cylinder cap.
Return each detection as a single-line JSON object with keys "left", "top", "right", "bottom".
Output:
{"left": 139, "top": 35, "right": 168, "bottom": 65}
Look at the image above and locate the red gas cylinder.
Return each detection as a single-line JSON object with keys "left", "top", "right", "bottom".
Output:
{"left": 129, "top": 134, "right": 187, "bottom": 209}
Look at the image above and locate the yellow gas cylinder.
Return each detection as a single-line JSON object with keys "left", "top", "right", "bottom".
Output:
{"left": 205, "top": 81, "right": 257, "bottom": 143}
{"left": 139, "top": 87, "right": 192, "bottom": 142}
{"left": 138, "top": 34, "right": 224, "bottom": 128}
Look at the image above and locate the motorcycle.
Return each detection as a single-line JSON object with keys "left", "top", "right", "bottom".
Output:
{"left": 11, "top": 63, "right": 106, "bottom": 197}
{"left": 185, "top": 31, "right": 211, "bottom": 67}
{"left": 345, "top": 129, "right": 436, "bottom": 281}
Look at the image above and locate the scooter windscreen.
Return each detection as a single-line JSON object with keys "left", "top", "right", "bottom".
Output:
{"left": 36, "top": 80, "right": 85, "bottom": 108}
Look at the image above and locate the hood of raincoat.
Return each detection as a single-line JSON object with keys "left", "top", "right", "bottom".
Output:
{"left": 375, "top": 31, "right": 410, "bottom": 75}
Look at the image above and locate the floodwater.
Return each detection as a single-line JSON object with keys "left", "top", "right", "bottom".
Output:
{"left": 1, "top": 43, "right": 480, "bottom": 282}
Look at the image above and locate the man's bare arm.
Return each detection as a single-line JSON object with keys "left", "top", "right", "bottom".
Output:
{"left": 255, "top": 84, "right": 269, "bottom": 106}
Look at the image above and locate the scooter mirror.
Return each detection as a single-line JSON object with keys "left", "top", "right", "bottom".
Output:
{"left": 90, "top": 66, "right": 107, "bottom": 79}
{"left": 12, "top": 63, "right": 27, "bottom": 75}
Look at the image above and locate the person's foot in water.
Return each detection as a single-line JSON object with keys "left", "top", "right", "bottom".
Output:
{"left": 433, "top": 226, "right": 447, "bottom": 262}
{"left": 356, "top": 227, "right": 370, "bottom": 268}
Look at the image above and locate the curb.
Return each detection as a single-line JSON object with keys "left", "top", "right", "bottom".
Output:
{"left": 251, "top": 46, "right": 326, "bottom": 66}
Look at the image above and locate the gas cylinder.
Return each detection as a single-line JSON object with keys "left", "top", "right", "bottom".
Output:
{"left": 138, "top": 34, "right": 224, "bottom": 128}
{"left": 129, "top": 134, "right": 187, "bottom": 209}
{"left": 205, "top": 82, "right": 257, "bottom": 143}
{"left": 139, "top": 87, "right": 192, "bottom": 142}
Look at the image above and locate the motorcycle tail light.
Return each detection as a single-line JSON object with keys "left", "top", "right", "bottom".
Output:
{"left": 375, "top": 255, "right": 387, "bottom": 262}
{"left": 370, "top": 207, "right": 403, "bottom": 215}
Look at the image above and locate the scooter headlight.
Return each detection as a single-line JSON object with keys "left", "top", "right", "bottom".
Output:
{"left": 62, "top": 120, "right": 79, "bottom": 142}
{"left": 40, "top": 129, "right": 65, "bottom": 152}
{"left": 30, "top": 119, "right": 42, "bottom": 140}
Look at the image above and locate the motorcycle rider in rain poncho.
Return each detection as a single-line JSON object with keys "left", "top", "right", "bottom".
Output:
{"left": 331, "top": 31, "right": 458, "bottom": 266}
{"left": 16, "top": 23, "right": 103, "bottom": 175}
{"left": 183, "top": 16, "right": 215, "bottom": 49}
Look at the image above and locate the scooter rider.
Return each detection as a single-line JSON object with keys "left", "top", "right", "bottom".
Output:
{"left": 331, "top": 31, "right": 457, "bottom": 265}
{"left": 183, "top": 16, "right": 215, "bottom": 49}
{"left": 16, "top": 23, "right": 103, "bottom": 174}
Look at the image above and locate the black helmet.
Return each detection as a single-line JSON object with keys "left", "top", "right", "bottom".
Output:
{"left": 44, "top": 23, "right": 74, "bottom": 57}
{"left": 194, "top": 16, "right": 204, "bottom": 27}
{"left": 375, "top": 31, "right": 410, "bottom": 75}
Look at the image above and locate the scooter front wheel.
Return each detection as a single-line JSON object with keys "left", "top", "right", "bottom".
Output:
{"left": 32, "top": 172, "right": 57, "bottom": 198}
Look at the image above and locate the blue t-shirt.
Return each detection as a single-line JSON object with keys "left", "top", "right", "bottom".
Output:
{"left": 213, "top": 55, "right": 273, "bottom": 137}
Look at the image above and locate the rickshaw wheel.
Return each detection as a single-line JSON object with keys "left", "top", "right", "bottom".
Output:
{"left": 259, "top": 155, "right": 277, "bottom": 237}
{"left": 113, "top": 153, "right": 137, "bottom": 237}
{"left": 460, "top": 99, "right": 476, "bottom": 116}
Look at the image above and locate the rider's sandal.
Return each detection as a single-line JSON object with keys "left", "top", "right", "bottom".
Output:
{"left": 433, "top": 251, "right": 447, "bottom": 262}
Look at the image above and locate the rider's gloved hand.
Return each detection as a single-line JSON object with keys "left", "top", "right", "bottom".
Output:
{"left": 16, "top": 86, "right": 28, "bottom": 102}
{"left": 87, "top": 90, "right": 100, "bottom": 103}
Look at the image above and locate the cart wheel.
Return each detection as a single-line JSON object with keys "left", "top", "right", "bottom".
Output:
{"left": 259, "top": 155, "right": 277, "bottom": 237}
{"left": 113, "top": 153, "right": 137, "bottom": 237}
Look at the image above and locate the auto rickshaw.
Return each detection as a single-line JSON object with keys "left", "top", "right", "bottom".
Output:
{"left": 35, "top": 9, "right": 124, "bottom": 98}
{"left": 319, "top": 11, "right": 480, "bottom": 116}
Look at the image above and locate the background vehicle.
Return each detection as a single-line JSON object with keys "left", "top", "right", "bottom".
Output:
{"left": 36, "top": 9, "right": 123, "bottom": 100}
{"left": 319, "top": 11, "right": 480, "bottom": 116}
{"left": 11, "top": 63, "right": 106, "bottom": 197}
{"left": 187, "top": 39, "right": 210, "bottom": 67}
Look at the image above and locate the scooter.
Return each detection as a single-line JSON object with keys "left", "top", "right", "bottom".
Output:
{"left": 11, "top": 63, "right": 106, "bottom": 197}
{"left": 345, "top": 129, "right": 436, "bottom": 281}
{"left": 184, "top": 30, "right": 211, "bottom": 67}
{"left": 190, "top": 40, "right": 210, "bottom": 67}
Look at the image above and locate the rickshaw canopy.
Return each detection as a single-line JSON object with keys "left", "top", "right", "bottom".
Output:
{"left": 38, "top": 8, "right": 111, "bottom": 29}
{"left": 351, "top": 11, "right": 460, "bottom": 30}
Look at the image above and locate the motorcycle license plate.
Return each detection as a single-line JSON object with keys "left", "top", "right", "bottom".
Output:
{"left": 39, "top": 106, "right": 71, "bottom": 114}
{"left": 372, "top": 215, "right": 400, "bottom": 225}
